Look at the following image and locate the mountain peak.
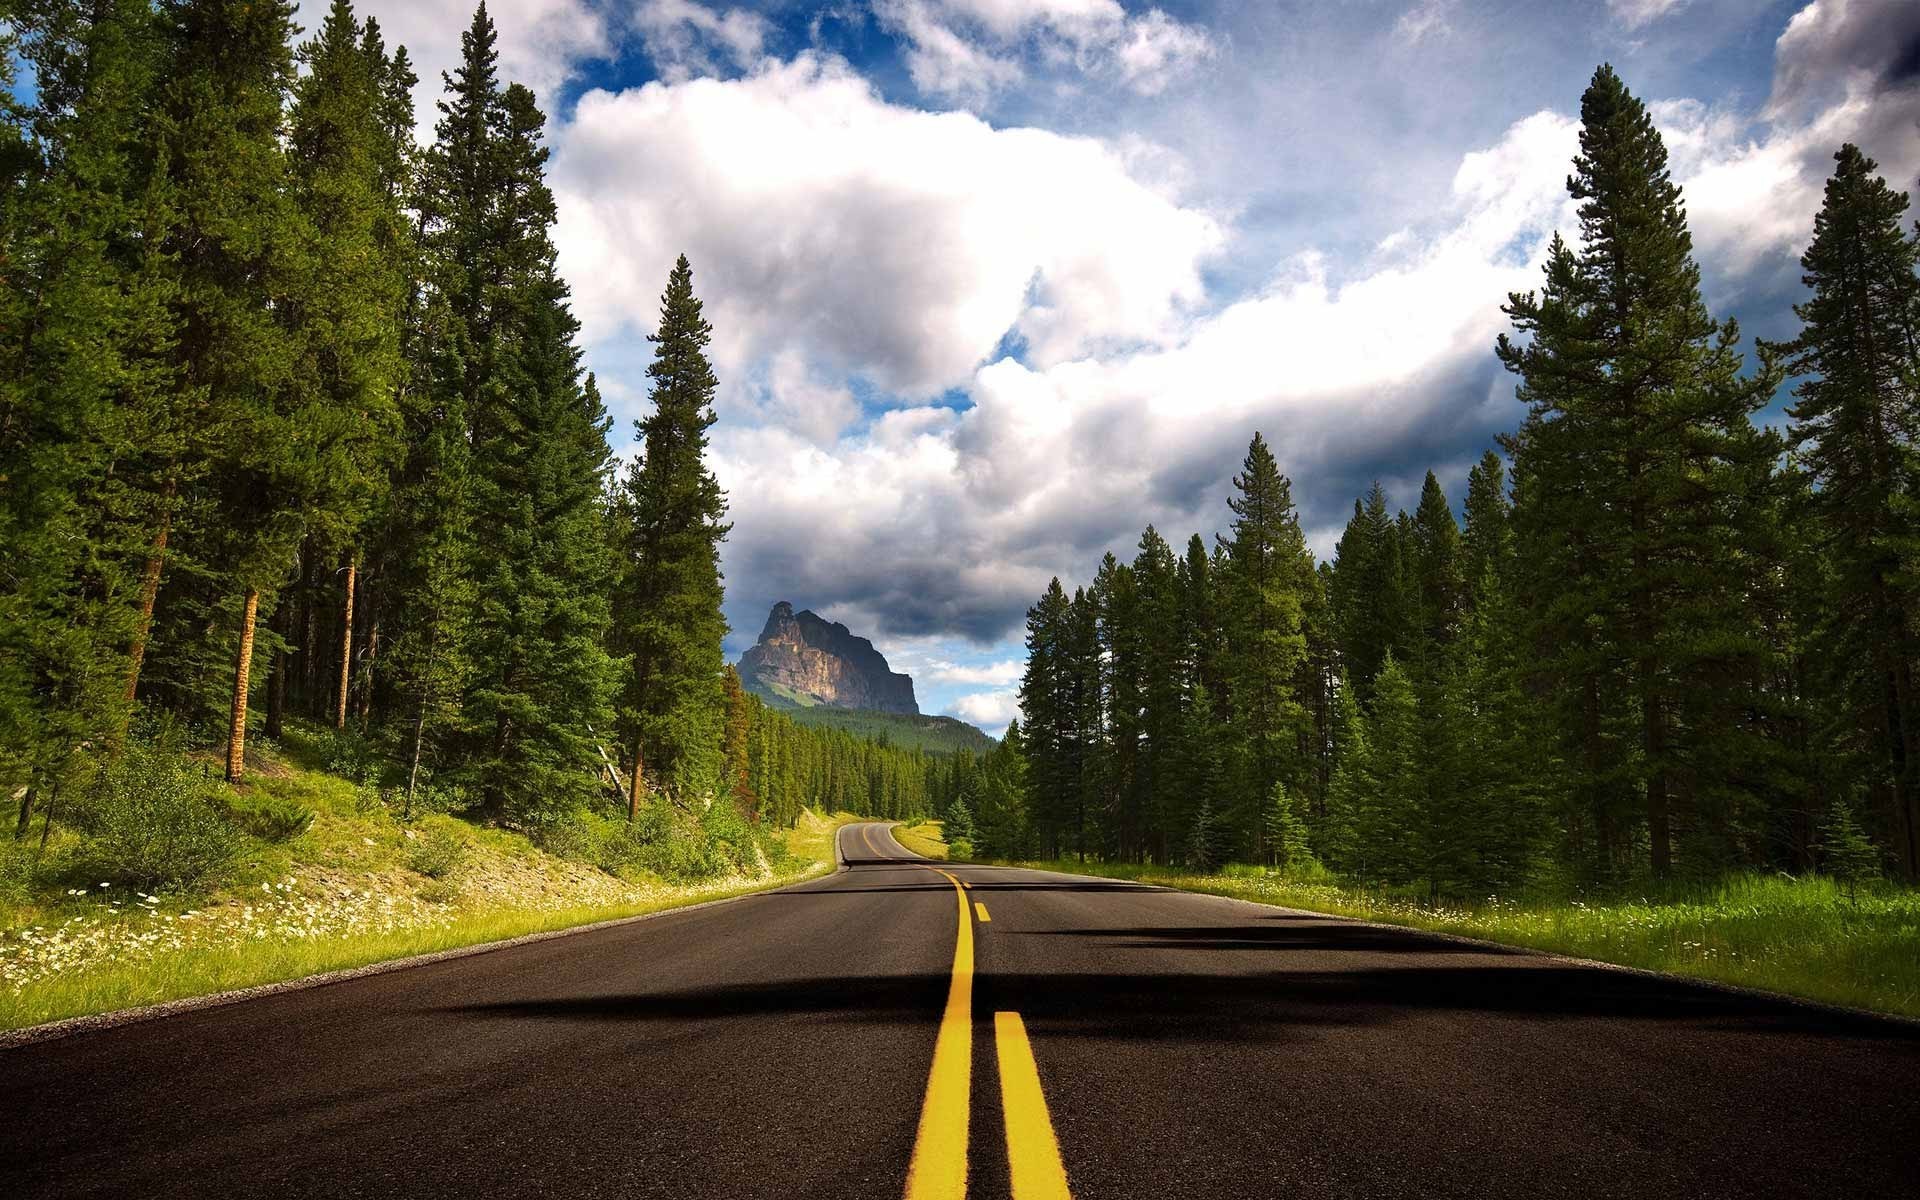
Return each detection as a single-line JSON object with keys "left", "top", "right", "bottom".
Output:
{"left": 738, "top": 604, "right": 918, "bottom": 715}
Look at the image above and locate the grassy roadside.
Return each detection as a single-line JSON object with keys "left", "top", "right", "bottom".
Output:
{"left": 889, "top": 819, "right": 948, "bottom": 860}
{"left": 985, "top": 856, "right": 1920, "bottom": 1021}
{"left": 1, "top": 746, "right": 866, "bottom": 1034}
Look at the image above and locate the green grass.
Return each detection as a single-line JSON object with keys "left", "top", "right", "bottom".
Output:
{"left": 0, "top": 874, "right": 827, "bottom": 1033}
{"left": 992, "top": 857, "right": 1920, "bottom": 1021}
{"left": 0, "top": 738, "right": 858, "bottom": 1035}
{"left": 890, "top": 820, "right": 948, "bottom": 860}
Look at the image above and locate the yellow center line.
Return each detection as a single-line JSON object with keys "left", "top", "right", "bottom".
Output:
{"left": 995, "top": 1012, "right": 1074, "bottom": 1200}
{"left": 902, "top": 864, "right": 973, "bottom": 1200}
{"left": 974, "top": 901, "right": 991, "bottom": 923}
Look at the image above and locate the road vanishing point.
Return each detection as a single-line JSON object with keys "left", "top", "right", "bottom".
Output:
{"left": 4, "top": 822, "right": 1917, "bottom": 1198}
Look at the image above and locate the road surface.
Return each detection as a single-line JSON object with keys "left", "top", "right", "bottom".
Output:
{"left": 3, "top": 822, "right": 1916, "bottom": 1198}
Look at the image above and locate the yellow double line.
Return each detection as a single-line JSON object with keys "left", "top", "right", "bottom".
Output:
{"left": 899, "top": 849, "right": 1072, "bottom": 1200}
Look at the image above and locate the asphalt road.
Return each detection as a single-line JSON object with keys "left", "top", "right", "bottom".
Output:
{"left": 3, "top": 822, "right": 1917, "bottom": 1198}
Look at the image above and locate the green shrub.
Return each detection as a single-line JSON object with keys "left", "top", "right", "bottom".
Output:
{"left": 407, "top": 826, "right": 468, "bottom": 880}
{"left": 72, "top": 735, "right": 242, "bottom": 891}
{"left": 227, "top": 793, "right": 315, "bottom": 843}
{"left": 947, "top": 838, "right": 974, "bottom": 862}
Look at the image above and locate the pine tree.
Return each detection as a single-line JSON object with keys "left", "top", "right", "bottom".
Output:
{"left": 1219, "top": 432, "right": 1314, "bottom": 858}
{"left": 1131, "top": 527, "right": 1183, "bottom": 861}
{"left": 721, "top": 665, "right": 755, "bottom": 816}
{"left": 1355, "top": 654, "right": 1422, "bottom": 884}
{"left": 1330, "top": 481, "right": 1411, "bottom": 703}
{"left": 2, "top": 0, "right": 171, "bottom": 822}
{"left": 1766, "top": 144, "right": 1920, "bottom": 878}
{"left": 1498, "top": 64, "right": 1782, "bottom": 878}
{"left": 613, "top": 254, "right": 731, "bottom": 810}
{"left": 1019, "top": 578, "right": 1079, "bottom": 858}
{"left": 1461, "top": 450, "right": 1514, "bottom": 605}
{"left": 419, "top": 9, "right": 619, "bottom": 822}
{"left": 1265, "top": 782, "right": 1313, "bottom": 871}
{"left": 144, "top": 0, "right": 306, "bottom": 781}
{"left": 1818, "top": 799, "right": 1881, "bottom": 902}
{"left": 286, "top": 0, "right": 409, "bottom": 731}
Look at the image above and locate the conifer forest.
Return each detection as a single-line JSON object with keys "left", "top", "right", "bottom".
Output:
{"left": 0, "top": 0, "right": 937, "bottom": 863}
{"left": 1007, "top": 69, "right": 1920, "bottom": 895}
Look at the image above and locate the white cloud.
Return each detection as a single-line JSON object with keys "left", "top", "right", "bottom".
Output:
{"left": 928, "top": 659, "right": 1027, "bottom": 686}
{"left": 874, "top": 0, "right": 1215, "bottom": 103}
{"left": 551, "top": 53, "right": 1223, "bottom": 396}
{"left": 950, "top": 689, "right": 1022, "bottom": 730}
{"left": 634, "top": 0, "right": 771, "bottom": 82}
{"left": 702, "top": 107, "right": 1581, "bottom": 642}
{"left": 1608, "top": 0, "right": 1686, "bottom": 32}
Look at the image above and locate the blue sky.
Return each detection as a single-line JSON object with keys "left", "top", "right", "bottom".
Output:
{"left": 326, "top": 0, "right": 1920, "bottom": 734}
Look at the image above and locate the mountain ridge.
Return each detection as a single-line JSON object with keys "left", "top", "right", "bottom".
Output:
{"left": 738, "top": 601, "right": 919, "bottom": 715}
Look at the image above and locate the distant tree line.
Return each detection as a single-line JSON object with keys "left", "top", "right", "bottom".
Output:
{"left": 0, "top": 0, "right": 921, "bottom": 843}
{"left": 1011, "top": 66, "right": 1920, "bottom": 890}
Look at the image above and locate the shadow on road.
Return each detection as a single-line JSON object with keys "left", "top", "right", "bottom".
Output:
{"left": 1016, "top": 921, "right": 1526, "bottom": 955}
{"left": 439, "top": 951, "right": 1920, "bottom": 1043}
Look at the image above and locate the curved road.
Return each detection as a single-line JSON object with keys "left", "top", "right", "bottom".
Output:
{"left": 3, "top": 822, "right": 1916, "bottom": 1197}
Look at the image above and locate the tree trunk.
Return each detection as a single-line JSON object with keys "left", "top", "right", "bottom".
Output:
{"left": 406, "top": 708, "right": 427, "bottom": 821}
{"left": 358, "top": 616, "right": 380, "bottom": 729}
{"left": 13, "top": 777, "right": 35, "bottom": 841}
{"left": 335, "top": 554, "right": 356, "bottom": 730}
{"left": 628, "top": 737, "right": 645, "bottom": 821}
{"left": 226, "top": 589, "right": 260, "bottom": 784}
{"left": 123, "top": 501, "right": 173, "bottom": 708}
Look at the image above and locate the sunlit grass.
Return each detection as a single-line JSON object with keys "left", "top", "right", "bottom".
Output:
{"left": 890, "top": 820, "right": 947, "bottom": 860}
{"left": 0, "top": 788, "right": 857, "bottom": 1034}
{"left": 0, "top": 868, "right": 832, "bottom": 1034}
{"left": 1000, "top": 858, "right": 1920, "bottom": 1020}
{"left": 784, "top": 809, "right": 869, "bottom": 866}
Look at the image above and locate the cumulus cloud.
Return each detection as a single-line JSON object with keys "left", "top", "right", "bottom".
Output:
{"left": 702, "top": 107, "right": 1580, "bottom": 643}
{"left": 874, "top": 0, "right": 1216, "bottom": 103}
{"left": 949, "top": 689, "right": 1022, "bottom": 731}
{"left": 634, "top": 0, "right": 771, "bottom": 82}
{"left": 927, "top": 659, "right": 1026, "bottom": 686}
{"left": 550, "top": 53, "right": 1223, "bottom": 396}
{"left": 1767, "top": 0, "right": 1920, "bottom": 119}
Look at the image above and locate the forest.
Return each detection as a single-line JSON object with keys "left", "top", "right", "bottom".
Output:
{"left": 1002, "top": 67, "right": 1920, "bottom": 895}
{"left": 0, "top": 0, "right": 935, "bottom": 890}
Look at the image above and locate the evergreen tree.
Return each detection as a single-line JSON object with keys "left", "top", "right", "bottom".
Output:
{"left": 1330, "top": 481, "right": 1410, "bottom": 703}
{"left": 1818, "top": 798, "right": 1881, "bottom": 902}
{"left": 419, "top": 8, "right": 619, "bottom": 822}
{"left": 285, "top": 0, "right": 410, "bottom": 730}
{"left": 1354, "top": 655, "right": 1422, "bottom": 883}
{"left": 2, "top": 0, "right": 171, "bottom": 823}
{"left": 1461, "top": 450, "right": 1514, "bottom": 605}
{"left": 1265, "top": 781, "right": 1313, "bottom": 871}
{"left": 1219, "top": 432, "right": 1314, "bottom": 858}
{"left": 143, "top": 0, "right": 306, "bottom": 781}
{"left": 721, "top": 665, "right": 755, "bottom": 815}
{"left": 1767, "top": 144, "right": 1920, "bottom": 878}
{"left": 1498, "top": 64, "right": 1782, "bottom": 878}
{"left": 613, "top": 254, "right": 732, "bottom": 809}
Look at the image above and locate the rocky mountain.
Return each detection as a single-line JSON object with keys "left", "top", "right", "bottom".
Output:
{"left": 738, "top": 602, "right": 919, "bottom": 715}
